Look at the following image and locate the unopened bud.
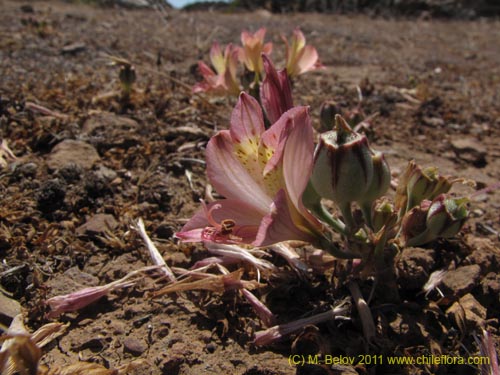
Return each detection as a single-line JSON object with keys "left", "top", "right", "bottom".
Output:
{"left": 402, "top": 195, "right": 468, "bottom": 246}
{"left": 319, "top": 100, "right": 341, "bottom": 132}
{"left": 372, "top": 199, "right": 396, "bottom": 233}
{"left": 401, "top": 200, "right": 431, "bottom": 245}
{"left": 400, "top": 161, "right": 452, "bottom": 211}
{"left": 426, "top": 195, "right": 468, "bottom": 238}
{"left": 311, "top": 115, "right": 374, "bottom": 205}
{"left": 359, "top": 151, "right": 391, "bottom": 204}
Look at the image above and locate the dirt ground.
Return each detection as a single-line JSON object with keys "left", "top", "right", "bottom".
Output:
{"left": 1, "top": 1, "right": 500, "bottom": 374}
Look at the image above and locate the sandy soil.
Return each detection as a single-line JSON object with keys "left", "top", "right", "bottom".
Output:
{"left": 1, "top": 1, "right": 499, "bottom": 374}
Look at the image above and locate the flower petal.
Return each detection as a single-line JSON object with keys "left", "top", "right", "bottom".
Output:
{"left": 260, "top": 55, "right": 293, "bottom": 124}
{"left": 206, "top": 130, "right": 272, "bottom": 214}
{"left": 261, "top": 106, "right": 308, "bottom": 175}
{"left": 254, "top": 189, "right": 314, "bottom": 246}
{"left": 230, "top": 92, "right": 265, "bottom": 144}
{"left": 282, "top": 106, "right": 314, "bottom": 211}
{"left": 296, "top": 45, "right": 320, "bottom": 75}
{"left": 210, "top": 42, "right": 225, "bottom": 74}
{"left": 176, "top": 199, "right": 263, "bottom": 243}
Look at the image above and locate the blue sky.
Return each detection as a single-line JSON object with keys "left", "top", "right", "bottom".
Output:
{"left": 169, "top": 0, "right": 229, "bottom": 8}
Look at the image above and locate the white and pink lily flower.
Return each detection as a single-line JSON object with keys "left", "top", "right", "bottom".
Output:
{"left": 193, "top": 42, "right": 241, "bottom": 96}
{"left": 176, "top": 92, "right": 324, "bottom": 247}
{"left": 238, "top": 28, "right": 273, "bottom": 78}
{"left": 283, "top": 28, "right": 323, "bottom": 78}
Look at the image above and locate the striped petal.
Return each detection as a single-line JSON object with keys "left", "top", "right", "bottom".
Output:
{"left": 254, "top": 190, "right": 314, "bottom": 247}
{"left": 206, "top": 130, "right": 272, "bottom": 214}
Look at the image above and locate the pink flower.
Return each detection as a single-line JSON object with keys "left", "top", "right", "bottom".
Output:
{"left": 238, "top": 28, "right": 273, "bottom": 78}
{"left": 260, "top": 54, "right": 293, "bottom": 124}
{"left": 193, "top": 42, "right": 240, "bottom": 95}
{"left": 176, "top": 93, "right": 323, "bottom": 247}
{"left": 283, "top": 28, "right": 323, "bottom": 78}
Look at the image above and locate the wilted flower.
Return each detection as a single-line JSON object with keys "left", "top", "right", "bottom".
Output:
{"left": 402, "top": 194, "right": 468, "bottom": 246}
{"left": 238, "top": 28, "right": 272, "bottom": 78}
{"left": 259, "top": 54, "right": 293, "bottom": 124}
{"left": 193, "top": 42, "right": 241, "bottom": 95}
{"left": 176, "top": 92, "right": 324, "bottom": 247}
{"left": 283, "top": 28, "right": 323, "bottom": 78}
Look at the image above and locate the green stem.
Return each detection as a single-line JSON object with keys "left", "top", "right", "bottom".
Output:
{"left": 315, "top": 236, "right": 360, "bottom": 259}
{"left": 339, "top": 201, "right": 355, "bottom": 232}
{"left": 360, "top": 202, "right": 373, "bottom": 229}
{"left": 312, "top": 203, "right": 347, "bottom": 236}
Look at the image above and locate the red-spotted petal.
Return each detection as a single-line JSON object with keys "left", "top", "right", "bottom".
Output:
{"left": 230, "top": 93, "right": 265, "bottom": 144}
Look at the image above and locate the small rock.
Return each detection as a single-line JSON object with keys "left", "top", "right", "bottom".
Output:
{"left": 422, "top": 116, "right": 444, "bottom": 127}
{"left": 0, "top": 293, "right": 21, "bottom": 324}
{"left": 81, "top": 112, "right": 141, "bottom": 151}
{"left": 155, "top": 224, "right": 174, "bottom": 239}
{"left": 47, "top": 140, "right": 100, "bottom": 171}
{"left": 64, "top": 267, "right": 99, "bottom": 286}
{"left": 479, "top": 272, "right": 500, "bottom": 310}
{"left": 61, "top": 42, "right": 86, "bottom": 55}
{"left": 205, "top": 342, "right": 216, "bottom": 353}
{"left": 94, "top": 165, "right": 117, "bottom": 181}
{"left": 82, "top": 112, "right": 139, "bottom": 135}
{"left": 450, "top": 138, "right": 487, "bottom": 167}
{"left": 16, "top": 162, "right": 38, "bottom": 178}
{"left": 396, "top": 247, "right": 435, "bottom": 290}
{"left": 76, "top": 214, "right": 118, "bottom": 237}
{"left": 46, "top": 266, "right": 99, "bottom": 297}
{"left": 58, "top": 163, "right": 83, "bottom": 183}
{"left": 446, "top": 293, "right": 486, "bottom": 329}
{"left": 123, "top": 337, "right": 147, "bottom": 356}
{"left": 441, "top": 265, "right": 481, "bottom": 296}
{"left": 464, "top": 236, "right": 500, "bottom": 274}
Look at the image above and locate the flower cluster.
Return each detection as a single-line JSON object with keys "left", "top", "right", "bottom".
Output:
{"left": 180, "top": 27, "right": 469, "bottom": 271}
{"left": 193, "top": 28, "right": 323, "bottom": 96}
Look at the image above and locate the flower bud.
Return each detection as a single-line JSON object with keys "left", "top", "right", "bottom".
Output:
{"left": 398, "top": 161, "right": 452, "bottom": 212}
{"left": 358, "top": 151, "right": 391, "bottom": 204}
{"left": 402, "top": 195, "right": 468, "bottom": 246}
{"left": 401, "top": 200, "right": 431, "bottom": 245}
{"left": 425, "top": 194, "right": 468, "bottom": 239}
{"left": 319, "top": 100, "right": 341, "bottom": 132}
{"left": 311, "top": 115, "right": 374, "bottom": 205}
{"left": 372, "top": 199, "right": 396, "bottom": 233}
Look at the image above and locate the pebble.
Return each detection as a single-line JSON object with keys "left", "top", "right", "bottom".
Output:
{"left": 446, "top": 293, "right": 486, "bottom": 329}
{"left": 47, "top": 140, "right": 100, "bottom": 171}
{"left": 441, "top": 265, "right": 481, "bottom": 296}
{"left": 450, "top": 137, "right": 487, "bottom": 166}
{"left": 76, "top": 213, "right": 118, "bottom": 237}
{"left": 61, "top": 42, "right": 86, "bottom": 55}
{"left": 396, "top": 247, "right": 435, "bottom": 290}
{"left": 123, "top": 337, "right": 147, "bottom": 356}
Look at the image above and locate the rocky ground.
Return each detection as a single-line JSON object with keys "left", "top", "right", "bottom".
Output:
{"left": 0, "top": 1, "right": 499, "bottom": 374}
